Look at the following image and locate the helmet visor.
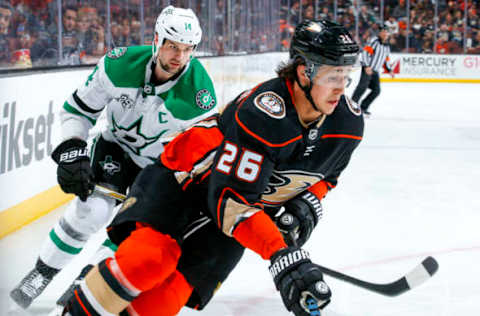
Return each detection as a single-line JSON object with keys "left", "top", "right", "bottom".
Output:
{"left": 311, "top": 65, "right": 355, "bottom": 89}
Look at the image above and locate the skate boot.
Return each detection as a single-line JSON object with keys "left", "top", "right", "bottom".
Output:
{"left": 56, "top": 264, "right": 93, "bottom": 307}
{"left": 10, "top": 259, "right": 59, "bottom": 309}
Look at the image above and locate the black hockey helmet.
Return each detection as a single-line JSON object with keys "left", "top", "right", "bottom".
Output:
{"left": 289, "top": 20, "right": 359, "bottom": 112}
{"left": 290, "top": 19, "right": 359, "bottom": 68}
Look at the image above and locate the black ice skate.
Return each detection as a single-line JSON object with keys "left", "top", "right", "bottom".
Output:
{"left": 56, "top": 264, "right": 93, "bottom": 307}
{"left": 10, "top": 259, "right": 59, "bottom": 309}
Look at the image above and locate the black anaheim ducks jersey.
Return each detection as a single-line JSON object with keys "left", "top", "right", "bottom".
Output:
{"left": 208, "top": 77, "right": 364, "bottom": 235}
{"left": 111, "top": 77, "right": 364, "bottom": 240}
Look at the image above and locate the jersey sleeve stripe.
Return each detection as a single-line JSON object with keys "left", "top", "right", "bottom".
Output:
{"left": 73, "top": 90, "right": 103, "bottom": 114}
{"left": 321, "top": 134, "right": 362, "bottom": 140}
{"left": 235, "top": 112, "right": 302, "bottom": 147}
{"left": 63, "top": 102, "right": 97, "bottom": 125}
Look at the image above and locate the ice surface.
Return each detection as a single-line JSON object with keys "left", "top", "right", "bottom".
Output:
{"left": 1, "top": 81, "right": 479, "bottom": 316}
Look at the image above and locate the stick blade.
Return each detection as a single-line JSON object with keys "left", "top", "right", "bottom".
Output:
{"left": 403, "top": 256, "right": 439, "bottom": 293}
{"left": 422, "top": 256, "right": 439, "bottom": 276}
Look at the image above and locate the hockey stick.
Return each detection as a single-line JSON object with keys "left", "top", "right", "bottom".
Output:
{"left": 287, "top": 231, "right": 439, "bottom": 297}
{"left": 318, "top": 256, "right": 439, "bottom": 297}
{"left": 96, "top": 186, "right": 439, "bottom": 297}
{"left": 94, "top": 184, "right": 127, "bottom": 201}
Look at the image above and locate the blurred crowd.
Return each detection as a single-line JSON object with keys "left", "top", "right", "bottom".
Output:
{"left": 1, "top": 0, "right": 479, "bottom": 71}
{"left": 279, "top": 0, "right": 480, "bottom": 55}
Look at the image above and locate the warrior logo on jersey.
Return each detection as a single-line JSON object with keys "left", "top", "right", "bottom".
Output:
{"left": 196, "top": 89, "right": 215, "bottom": 110}
{"left": 99, "top": 155, "right": 121, "bottom": 175}
{"left": 115, "top": 94, "right": 135, "bottom": 109}
{"left": 261, "top": 170, "right": 324, "bottom": 205}
{"left": 254, "top": 91, "right": 286, "bottom": 119}
{"left": 107, "top": 47, "right": 127, "bottom": 59}
{"left": 346, "top": 97, "right": 362, "bottom": 116}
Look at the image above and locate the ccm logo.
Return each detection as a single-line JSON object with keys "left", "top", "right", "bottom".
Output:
{"left": 60, "top": 148, "right": 88, "bottom": 163}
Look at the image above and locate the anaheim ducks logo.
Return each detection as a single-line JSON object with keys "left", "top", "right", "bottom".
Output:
{"left": 261, "top": 170, "right": 324, "bottom": 205}
{"left": 254, "top": 91, "right": 286, "bottom": 119}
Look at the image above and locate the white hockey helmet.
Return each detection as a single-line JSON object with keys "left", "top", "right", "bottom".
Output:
{"left": 152, "top": 5, "right": 202, "bottom": 58}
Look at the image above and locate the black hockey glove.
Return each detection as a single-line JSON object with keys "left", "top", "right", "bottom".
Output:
{"left": 269, "top": 247, "right": 331, "bottom": 315}
{"left": 276, "top": 191, "right": 323, "bottom": 247}
{"left": 52, "top": 138, "right": 94, "bottom": 202}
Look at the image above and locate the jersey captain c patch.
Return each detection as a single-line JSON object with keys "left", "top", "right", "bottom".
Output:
{"left": 254, "top": 91, "right": 286, "bottom": 119}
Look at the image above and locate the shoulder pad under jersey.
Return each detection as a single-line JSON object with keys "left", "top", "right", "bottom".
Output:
{"left": 104, "top": 45, "right": 152, "bottom": 88}
{"left": 235, "top": 79, "right": 302, "bottom": 148}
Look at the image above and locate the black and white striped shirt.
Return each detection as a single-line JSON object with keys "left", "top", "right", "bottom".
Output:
{"left": 360, "top": 36, "right": 391, "bottom": 73}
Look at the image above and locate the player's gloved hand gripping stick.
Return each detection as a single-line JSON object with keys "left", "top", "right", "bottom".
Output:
{"left": 51, "top": 138, "right": 95, "bottom": 201}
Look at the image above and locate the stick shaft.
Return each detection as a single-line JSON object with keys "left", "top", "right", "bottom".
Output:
{"left": 94, "top": 184, "right": 126, "bottom": 201}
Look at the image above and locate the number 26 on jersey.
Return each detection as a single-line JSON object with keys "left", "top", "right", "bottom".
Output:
{"left": 215, "top": 141, "right": 264, "bottom": 182}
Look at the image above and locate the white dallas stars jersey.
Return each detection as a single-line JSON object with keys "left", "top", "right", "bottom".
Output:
{"left": 61, "top": 46, "right": 217, "bottom": 168}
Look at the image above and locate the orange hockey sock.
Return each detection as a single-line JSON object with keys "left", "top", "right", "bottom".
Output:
{"left": 127, "top": 270, "right": 193, "bottom": 316}
{"left": 114, "top": 226, "right": 182, "bottom": 292}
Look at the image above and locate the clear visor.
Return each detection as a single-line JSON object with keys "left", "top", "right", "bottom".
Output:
{"left": 311, "top": 65, "right": 355, "bottom": 89}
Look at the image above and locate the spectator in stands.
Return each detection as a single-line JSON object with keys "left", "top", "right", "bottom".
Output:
{"left": 0, "top": 0, "right": 13, "bottom": 67}
{"left": 392, "top": 0, "right": 407, "bottom": 20}
{"left": 421, "top": 38, "right": 434, "bottom": 53}
{"left": 359, "top": 5, "right": 376, "bottom": 30}
{"left": 87, "top": 10, "right": 105, "bottom": 57}
{"left": 121, "top": 18, "right": 133, "bottom": 46}
{"left": 110, "top": 20, "right": 122, "bottom": 46}
{"left": 130, "top": 19, "right": 141, "bottom": 45}
{"left": 11, "top": 23, "right": 34, "bottom": 68}
{"left": 467, "top": 7, "right": 479, "bottom": 30}
{"left": 318, "top": 7, "right": 331, "bottom": 20}
{"left": 437, "top": 23, "right": 451, "bottom": 42}
{"left": 467, "top": 30, "right": 480, "bottom": 54}
{"left": 435, "top": 33, "right": 450, "bottom": 54}
{"left": 76, "top": 8, "right": 94, "bottom": 61}
{"left": 58, "top": 6, "right": 81, "bottom": 65}
{"left": 303, "top": 4, "right": 314, "bottom": 20}
{"left": 385, "top": 15, "right": 399, "bottom": 35}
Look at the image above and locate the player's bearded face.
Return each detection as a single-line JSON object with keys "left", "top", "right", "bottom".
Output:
{"left": 157, "top": 39, "right": 194, "bottom": 75}
{"left": 310, "top": 65, "right": 353, "bottom": 115}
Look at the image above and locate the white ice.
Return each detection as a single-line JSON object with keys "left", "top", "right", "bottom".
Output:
{"left": 1, "top": 81, "right": 479, "bottom": 316}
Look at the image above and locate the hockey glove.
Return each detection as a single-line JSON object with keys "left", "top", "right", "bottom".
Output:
{"left": 269, "top": 247, "right": 331, "bottom": 315}
{"left": 276, "top": 191, "right": 323, "bottom": 247}
{"left": 52, "top": 138, "right": 94, "bottom": 201}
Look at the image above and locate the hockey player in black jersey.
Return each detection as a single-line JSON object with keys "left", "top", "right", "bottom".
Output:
{"left": 59, "top": 20, "right": 363, "bottom": 316}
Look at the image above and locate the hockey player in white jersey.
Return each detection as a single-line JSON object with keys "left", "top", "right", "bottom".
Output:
{"left": 10, "top": 5, "right": 217, "bottom": 309}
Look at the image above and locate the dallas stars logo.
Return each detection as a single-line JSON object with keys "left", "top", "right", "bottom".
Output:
{"left": 111, "top": 115, "right": 168, "bottom": 155}
{"left": 99, "top": 155, "right": 121, "bottom": 175}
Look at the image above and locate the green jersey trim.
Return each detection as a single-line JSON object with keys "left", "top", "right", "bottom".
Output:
{"left": 104, "top": 46, "right": 152, "bottom": 88}
{"left": 159, "top": 58, "right": 217, "bottom": 120}
{"left": 63, "top": 102, "right": 97, "bottom": 126}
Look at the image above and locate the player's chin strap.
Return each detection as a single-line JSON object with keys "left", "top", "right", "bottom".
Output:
{"left": 295, "top": 62, "right": 321, "bottom": 113}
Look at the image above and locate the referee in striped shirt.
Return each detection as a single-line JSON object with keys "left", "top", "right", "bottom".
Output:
{"left": 352, "top": 24, "right": 394, "bottom": 116}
